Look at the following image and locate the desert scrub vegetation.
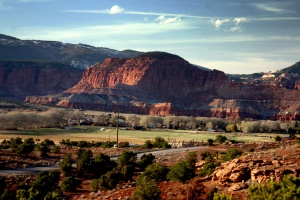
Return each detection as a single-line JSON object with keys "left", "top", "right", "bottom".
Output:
{"left": 199, "top": 152, "right": 220, "bottom": 177}
{"left": 60, "top": 139, "right": 114, "bottom": 148}
{"left": 215, "top": 135, "right": 227, "bottom": 144}
{"left": 248, "top": 174, "right": 300, "bottom": 199}
{"left": 221, "top": 148, "right": 243, "bottom": 162}
{"left": 16, "top": 170, "right": 65, "bottom": 200}
{"left": 59, "top": 153, "right": 73, "bottom": 176}
{"left": 60, "top": 176, "right": 81, "bottom": 192}
{"left": 207, "top": 138, "right": 214, "bottom": 146}
{"left": 0, "top": 137, "right": 55, "bottom": 157}
{"left": 136, "top": 163, "right": 169, "bottom": 184}
{"left": 167, "top": 152, "right": 197, "bottom": 183}
{"left": 274, "top": 135, "right": 282, "bottom": 142}
{"left": 132, "top": 177, "right": 161, "bottom": 200}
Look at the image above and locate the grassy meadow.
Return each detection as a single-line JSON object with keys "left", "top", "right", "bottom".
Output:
{"left": 0, "top": 125, "right": 281, "bottom": 145}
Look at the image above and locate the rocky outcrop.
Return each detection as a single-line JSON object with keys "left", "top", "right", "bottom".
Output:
{"left": 25, "top": 52, "right": 300, "bottom": 120}
{"left": 0, "top": 61, "right": 83, "bottom": 98}
{"left": 211, "top": 142, "right": 300, "bottom": 189}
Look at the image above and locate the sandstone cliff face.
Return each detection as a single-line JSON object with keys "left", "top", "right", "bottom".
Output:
{"left": 25, "top": 52, "right": 300, "bottom": 120}
{"left": 0, "top": 61, "right": 83, "bottom": 98}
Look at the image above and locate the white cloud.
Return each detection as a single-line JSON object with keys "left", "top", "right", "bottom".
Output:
{"left": 212, "top": 19, "right": 230, "bottom": 29}
{"left": 230, "top": 26, "right": 242, "bottom": 32}
{"left": 252, "top": 3, "right": 287, "bottom": 13}
{"left": 14, "top": 21, "right": 194, "bottom": 42}
{"left": 155, "top": 15, "right": 181, "bottom": 24}
{"left": 109, "top": 5, "right": 124, "bottom": 14}
{"left": 253, "top": 17, "right": 300, "bottom": 21}
{"left": 63, "top": 9, "right": 210, "bottom": 20}
{"left": 233, "top": 17, "right": 249, "bottom": 25}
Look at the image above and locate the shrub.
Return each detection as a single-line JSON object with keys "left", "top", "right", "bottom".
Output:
{"left": 76, "top": 150, "right": 93, "bottom": 176}
{"left": 42, "top": 139, "right": 55, "bottom": 146}
{"left": 248, "top": 174, "right": 300, "bottom": 200}
{"left": 52, "top": 145, "right": 60, "bottom": 153}
{"left": 17, "top": 171, "right": 61, "bottom": 200}
{"left": 167, "top": 152, "right": 198, "bottom": 182}
{"left": 92, "top": 153, "right": 116, "bottom": 177}
{"left": 274, "top": 135, "right": 282, "bottom": 142}
{"left": 186, "top": 152, "right": 198, "bottom": 166}
{"left": 225, "top": 124, "right": 237, "bottom": 132}
{"left": 59, "top": 153, "right": 73, "bottom": 176}
{"left": 138, "top": 153, "right": 156, "bottom": 170}
{"left": 167, "top": 160, "right": 195, "bottom": 183}
{"left": 207, "top": 139, "right": 214, "bottom": 146}
{"left": 131, "top": 177, "right": 161, "bottom": 200}
{"left": 200, "top": 151, "right": 213, "bottom": 160}
{"left": 120, "top": 164, "right": 135, "bottom": 181}
{"left": 117, "top": 151, "right": 137, "bottom": 169}
{"left": 10, "top": 137, "right": 23, "bottom": 152}
{"left": 100, "top": 141, "right": 114, "bottom": 148}
{"left": 0, "top": 189, "right": 17, "bottom": 200}
{"left": 77, "top": 140, "right": 89, "bottom": 148}
{"left": 199, "top": 156, "right": 220, "bottom": 177}
{"left": 31, "top": 171, "right": 60, "bottom": 196}
{"left": 137, "top": 163, "right": 169, "bottom": 184}
{"left": 17, "top": 143, "right": 35, "bottom": 155}
{"left": 44, "top": 190, "right": 64, "bottom": 200}
{"left": 213, "top": 193, "right": 234, "bottom": 200}
{"left": 215, "top": 135, "right": 227, "bottom": 144}
{"left": 221, "top": 148, "right": 242, "bottom": 163}
{"left": 24, "top": 138, "right": 35, "bottom": 145}
{"left": 97, "top": 171, "right": 121, "bottom": 191}
{"left": 0, "top": 140, "right": 10, "bottom": 149}
{"left": 119, "top": 141, "right": 129, "bottom": 148}
{"left": 89, "top": 179, "right": 99, "bottom": 192}
{"left": 143, "top": 140, "right": 153, "bottom": 149}
{"left": 36, "top": 142, "right": 50, "bottom": 157}
{"left": 60, "top": 177, "right": 80, "bottom": 192}
{"left": 153, "top": 137, "right": 171, "bottom": 149}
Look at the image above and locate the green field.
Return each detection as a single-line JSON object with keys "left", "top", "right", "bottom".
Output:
{"left": 0, "top": 126, "right": 283, "bottom": 145}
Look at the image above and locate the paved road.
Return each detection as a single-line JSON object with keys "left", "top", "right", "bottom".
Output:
{"left": 0, "top": 146, "right": 207, "bottom": 175}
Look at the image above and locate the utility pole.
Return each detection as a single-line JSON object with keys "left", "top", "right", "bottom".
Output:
{"left": 116, "top": 113, "right": 119, "bottom": 148}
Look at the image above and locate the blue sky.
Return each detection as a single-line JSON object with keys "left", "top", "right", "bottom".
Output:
{"left": 1, "top": 0, "right": 300, "bottom": 74}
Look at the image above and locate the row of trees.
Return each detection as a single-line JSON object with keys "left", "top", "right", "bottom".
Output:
{"left": 122, "top": 114, "right": 300, "bottom": 133}
{"left": 0, "top": 137, "right": 56, "bottom": 156}
{"left": 0, "top": 108, "right": 299, "bottom": 133}
{"left": 0, "top": 109, "right": 69, "bottom": 130}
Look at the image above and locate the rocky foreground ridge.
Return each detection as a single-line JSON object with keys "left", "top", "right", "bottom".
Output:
{"left": 26, "top": 52, "right": 300, "bottom": 120}
{"left": 208, "top": 140, "right": 300, "bottom": 198}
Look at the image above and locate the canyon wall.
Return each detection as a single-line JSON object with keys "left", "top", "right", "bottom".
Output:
{"left": 0, "top": 61, "right": 83, "bottom": 98}
{"left": 25, "top": 53, "right": 300, "bottom": 120}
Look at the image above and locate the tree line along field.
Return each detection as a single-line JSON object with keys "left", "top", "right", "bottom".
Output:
{"left": 0, "top": 107, "right": 297, "bottom": 144}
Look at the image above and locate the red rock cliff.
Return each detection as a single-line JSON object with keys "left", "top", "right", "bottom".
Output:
{"left": 0, "top": 61, "right": 83, "bottom": 98}
{"left": 26, "top": 52, "right": 300, "bottom": 120}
